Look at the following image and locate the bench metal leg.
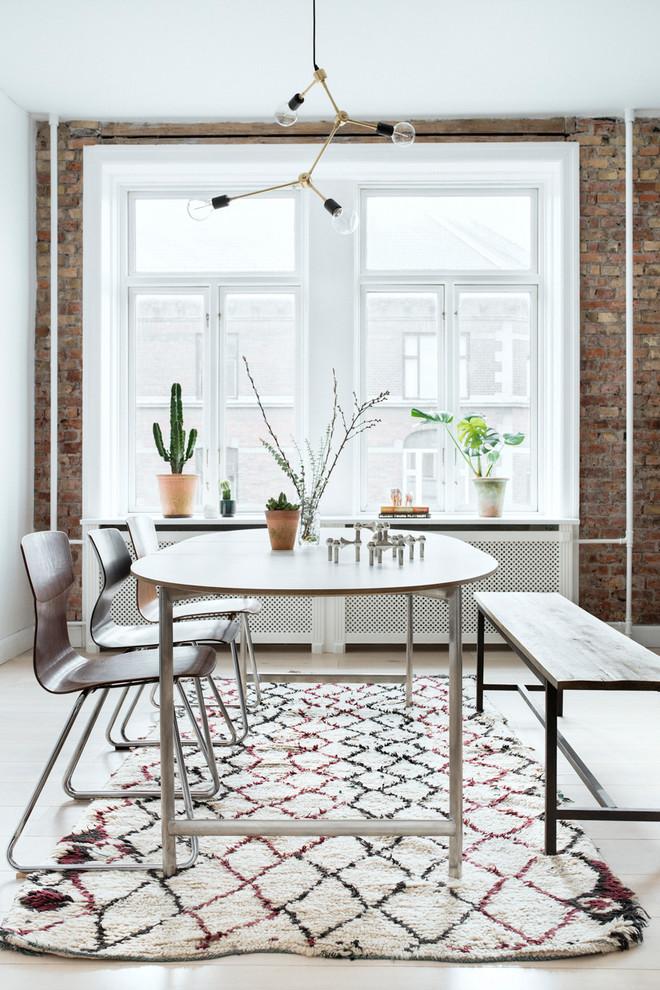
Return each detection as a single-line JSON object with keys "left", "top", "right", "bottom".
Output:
{"left": 545, "top": 683, "right": 558, "bottom": 855}
{"left": 476, "top": 608, "right": 485, "bottom": 712}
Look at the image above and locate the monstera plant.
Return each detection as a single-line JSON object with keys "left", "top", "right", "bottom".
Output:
{"left": 411, "top": 408, "right": 525, "bottom": 516}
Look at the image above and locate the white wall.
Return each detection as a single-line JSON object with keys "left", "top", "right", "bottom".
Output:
{"left": 0, "top": 90, "right": 34, "bottom": 662}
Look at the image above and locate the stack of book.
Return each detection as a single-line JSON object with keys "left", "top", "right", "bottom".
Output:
{"left": 379, "top": 505, "right": 430, "bottom": 519}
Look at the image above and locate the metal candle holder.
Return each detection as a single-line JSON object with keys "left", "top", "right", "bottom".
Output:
{"left": 327, "top": 522, "right": 425, "bottom": 565}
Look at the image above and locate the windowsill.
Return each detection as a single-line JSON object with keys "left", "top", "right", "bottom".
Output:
{"left": 82, "top": 512, "right": 579, "bottom": 529}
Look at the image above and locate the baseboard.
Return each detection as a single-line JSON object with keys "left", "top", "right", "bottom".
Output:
{"left": 0, "top": 626, "right": 33, "bottom": 665}
{"left": 68, "top": 621, "right": 85, "bottom": 648}
{"left": 632, "top": 624, "right": 660, "bottom": 649}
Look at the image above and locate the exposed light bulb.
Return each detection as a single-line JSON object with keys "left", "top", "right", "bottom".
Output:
{"left": 331, "top": 207, "right": 359, "bottom": 235}
{"left": 275, "top": 102, "right": 299, "bottom": 126}
{"left": 392, "top": 121, "right": 415, "bottom": 147}
{"left": 275, "top": 92, "right": 305, "bottom": 127}
{"left": 187, "top": 199, "right": 214, "bottom": 221}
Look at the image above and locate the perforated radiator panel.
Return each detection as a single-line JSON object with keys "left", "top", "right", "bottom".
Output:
{"left": 344, "top": 537, "right": 561, "bottom": 639}
{"left": 107, "top": 537, "right": 314, "bottom": 639}
{"left": 101, "top": 531, "right": 561, "bottom": 646}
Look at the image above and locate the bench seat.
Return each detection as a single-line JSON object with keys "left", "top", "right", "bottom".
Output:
{"left": 474, "top": 591, "right": 660, "bottom": 854}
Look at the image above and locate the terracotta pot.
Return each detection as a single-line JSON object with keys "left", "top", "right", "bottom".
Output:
{"left": 473, "top": 477, "right": 508, "bottom": 518}
{"left": 157, "top": 473, "right": 199, "bottom": 518}
{"left": 265, "top": 509, "right": 300, "bottom": 550}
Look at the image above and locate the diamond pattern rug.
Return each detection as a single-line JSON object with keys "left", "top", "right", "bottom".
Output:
{"left": 0, "top": 677, "right": 648, "bottom": 962}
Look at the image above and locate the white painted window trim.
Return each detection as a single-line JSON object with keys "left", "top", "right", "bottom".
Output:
{"left": 82, "top": 141, "right": 579, "bottom": 521}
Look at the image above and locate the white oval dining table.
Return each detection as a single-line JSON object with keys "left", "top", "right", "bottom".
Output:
{"left": 132, "top": 527, "right": 498, "bottom": 879}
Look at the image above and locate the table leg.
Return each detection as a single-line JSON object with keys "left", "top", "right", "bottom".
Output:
{"left": 159, "top": 587, "right": 177, "bottom": 877}
{"left": 448, "top": 585, "right": 463, "bottom": 879}
{"left": 476, "top": 607, "right": 485, "bottom": 713}
{"left": 405, "top": 594, "right": 413, "bottom": 708}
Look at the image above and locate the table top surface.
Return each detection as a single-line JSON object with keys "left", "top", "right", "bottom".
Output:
{"left": 131, "top": 528, "right": 498, "bottom": 598}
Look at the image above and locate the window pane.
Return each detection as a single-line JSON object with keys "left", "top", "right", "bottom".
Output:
{"left": 135, "top": 294, "right": 204, "bottom": 400}
{"left": 365, "top": 292, "right": 440, "bottom": 508}
{"left": 456, "top": 291, "right": 532, "bottom": 510}
{"left": 365, "top": 195, "right": 531, "bottom": 271}
{"left": 134, "top": 197, "right": 296, "bottom": 273}
{"left": 133, "top": 293, "right": 205, "bottom": 509}
{"left": 225, "top": 293, "right": 296, "bottom": 506}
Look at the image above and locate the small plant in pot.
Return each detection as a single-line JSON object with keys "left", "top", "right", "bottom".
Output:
{"left": 153, "top": 383, "right": 199, "bottom": 518}
{"left": 411, "top": 408, "right": 525, "bottom": 517}
{"left": 264, "top": 492, "right": 300, "bottom": 550}
{"left": 220, "top": 480, "right": 235, "bottom": 517}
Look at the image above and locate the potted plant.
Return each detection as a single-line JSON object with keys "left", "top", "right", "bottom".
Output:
{"left": 153, "top": 383, "right": 199, "bottom": 517}
{"left": 220, "top": 479, "right": 236, "bottom": 517}
{"left": 245, "top": 357, "right": 388, "bottom": 545}
{"left": 411, "top": 408, "right": 524, "bottom": 517}
{"left": 264, "top": 492, "right": 300, "bottom": 550}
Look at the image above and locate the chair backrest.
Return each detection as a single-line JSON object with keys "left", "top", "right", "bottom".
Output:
{"left": 21, "top": 531, "right": 81, "bottom": 693}
{"left": 88, "top": 528, "right": 132, "bottom": 646}
{"left": 126, "top": 514, "right": 159, "bottom": 622}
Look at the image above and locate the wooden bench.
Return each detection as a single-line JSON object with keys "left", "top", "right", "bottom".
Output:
{"left": 474, "top": 591, "right": 660, "bottom": 854}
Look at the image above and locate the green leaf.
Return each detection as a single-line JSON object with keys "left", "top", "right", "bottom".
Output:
{"left": 456, "top": 415, "right": 488, "bottom": 449}
{"left": 503, "top": 432, "right": 525, "bottom": 446}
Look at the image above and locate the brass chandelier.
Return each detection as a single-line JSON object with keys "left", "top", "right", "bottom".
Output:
{"left": 187, "top": 0, "right": 415, "bottom": 235}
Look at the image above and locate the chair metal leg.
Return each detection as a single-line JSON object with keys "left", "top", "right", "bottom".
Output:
{"left": 62, "top": 681, "right": 221, "bottom": 801}
{"left": 204, "top": 677, "right": 239, "bottom": 746}
{"left": 7, "top": 689, "right": 198, "bottom": 874}
{"left": 106, "top": 672, "right": 241, "bottom": 751}
{"left": 207, "top": 640, "right": 250, "bottom": 745}
{"left": 243, "top": 614, "right": 262, "bottom": 709}
{"left": 104, "top": 685, "right": 134, "bottom": 748}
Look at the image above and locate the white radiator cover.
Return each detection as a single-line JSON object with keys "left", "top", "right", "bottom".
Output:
{"left": 85, "top": 526, "right": 573, "bottom": 654}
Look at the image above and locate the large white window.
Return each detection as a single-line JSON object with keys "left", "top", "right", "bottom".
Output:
{"left": 126, "top": 194, "right": 300, "bottom": 511}
{"left": 83, "top": 143, "right": 578, "bottom": 521}
{"left": 361, "top": 190, "right": 537, "bottom": 512}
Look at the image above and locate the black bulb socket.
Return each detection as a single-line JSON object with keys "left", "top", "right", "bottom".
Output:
{"left": 211, "top": 195, "right": 231, "bottom": 210}
{"left": 288, "top": 93, "right": 305, "bottom": 111}
{"left": 376, "top": 121, "right": 395, "bottom": 137}
{"left": 323, "top": 198, "right": 342, "bottom": 217}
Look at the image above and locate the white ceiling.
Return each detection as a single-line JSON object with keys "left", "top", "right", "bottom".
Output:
{"left": 1, "top": 0, "right": 659, "bottom": 122}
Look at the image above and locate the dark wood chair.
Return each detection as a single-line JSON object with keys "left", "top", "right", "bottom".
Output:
{"left": 127, "top": 514, "right": 262, "bottom": 708}
{"left": 88, "top": 527, "right": 248, "bottom": 747}
{"left": 8, "top": 530, "right": 233, "bottom": 874}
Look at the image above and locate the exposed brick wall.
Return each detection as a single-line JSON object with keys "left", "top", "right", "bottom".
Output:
{"left": 33, "top": 117, "right": 659, "bottom": 625}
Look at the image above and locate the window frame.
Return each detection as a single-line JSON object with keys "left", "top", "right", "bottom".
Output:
{"left": 82, "top": 142, "right": 579, "bottom": 522}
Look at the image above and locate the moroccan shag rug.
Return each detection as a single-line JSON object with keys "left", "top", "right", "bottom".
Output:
{"left": 0, "top": 677, "right": 648, "bottom": 963}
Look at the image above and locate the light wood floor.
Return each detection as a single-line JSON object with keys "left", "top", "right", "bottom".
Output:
{"left": 0, "top": 644, "right": 658, "bottom": 989}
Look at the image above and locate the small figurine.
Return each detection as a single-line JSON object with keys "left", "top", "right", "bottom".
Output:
{"left": 405, "top": 492, "right": 413, "bottom": 506}
{"left": 389, "top": 487, "right": 402, "bottom": 507}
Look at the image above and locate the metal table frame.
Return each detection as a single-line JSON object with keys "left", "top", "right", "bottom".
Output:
{"left": 158, "top": 584, "right": 464, "bottom": 878}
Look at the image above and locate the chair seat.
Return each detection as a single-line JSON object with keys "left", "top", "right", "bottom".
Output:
{"left": 141, "top": 596, "right": 262, "bottom": 624}
{"left": 93, "top": 615, "right": 240, "bottom": 652}
{"left": 42, "top": 644, "right": 217, "bottom": 695}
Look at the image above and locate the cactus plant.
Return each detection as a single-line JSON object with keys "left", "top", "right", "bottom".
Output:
{"left": 220, "top": 480, "right": 232, "bottom": 500}
{"left": 153, "top": 383, "right": 198, "bottom": 474}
